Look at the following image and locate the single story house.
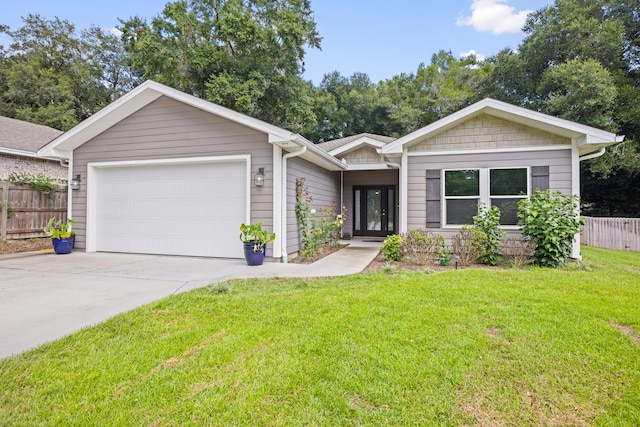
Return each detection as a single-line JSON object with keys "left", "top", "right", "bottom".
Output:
{"left": 0, "top": 116, "right": 66, "bottom": 181}
{"left": 38, "top": 80, "right": 623, "bottom": 260}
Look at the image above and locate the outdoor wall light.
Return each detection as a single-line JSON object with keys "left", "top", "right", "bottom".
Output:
{"left": 70, "top": 174, "right": 81, "bottom": 191}
{"left": 254, "top": 167, "right": 265, "bottom": 187}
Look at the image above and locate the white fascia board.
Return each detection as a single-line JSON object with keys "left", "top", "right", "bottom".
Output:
{"left": 406, "top": 145, "right": 571, "bottom": 157}
{"left": 328, "top": 137, "right": 387, "bottom": 156}
{"left": 343, "top": 163, "right": 394, "bottom": 171}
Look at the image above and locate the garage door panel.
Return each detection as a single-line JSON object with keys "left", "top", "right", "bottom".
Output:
{"left": 94, "top": 160, "right": 247, "bottom": 258}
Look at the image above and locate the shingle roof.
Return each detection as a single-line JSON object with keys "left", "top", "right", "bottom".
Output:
{"left": 316, "top": 133, "right": 396, "bottom": 152}
{"left": 0, "top": 116, "right": 63, "bottom": 153}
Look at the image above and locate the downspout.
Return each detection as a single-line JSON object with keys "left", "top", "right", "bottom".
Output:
{"left": 579, "top": 147, "right": 606, "bottom": 162}
{"left": 280, "top": 146, "right": 307, "bottom": 263}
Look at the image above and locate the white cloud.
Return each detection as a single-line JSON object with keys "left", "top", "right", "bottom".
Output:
{"left": 108, "top": 27, "right": 123, "bottom": 37}
{"left": 460, "top": 49, "right": 486, "bottom": 61}
{"left": 457, "top": 0, "right": 533, "bottom": 34}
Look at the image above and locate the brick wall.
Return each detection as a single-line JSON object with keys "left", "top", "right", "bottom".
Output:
{"left": 0, "top": 153, "right": 67, "bottom": 180}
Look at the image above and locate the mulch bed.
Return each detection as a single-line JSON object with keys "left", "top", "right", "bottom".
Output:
{"left": 288, "top": 244, "right": 348, "bottom": 264}
{"left": 0, "top": 238, "right": 52, "bottom": 255}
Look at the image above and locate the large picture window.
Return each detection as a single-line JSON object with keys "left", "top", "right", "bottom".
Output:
{"left": 443, "top": 167, "right": 529, "bottom": 227}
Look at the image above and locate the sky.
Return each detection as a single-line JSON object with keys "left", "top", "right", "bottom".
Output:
{"left": 1, "top": 0, "right": 552, "bottom": 85}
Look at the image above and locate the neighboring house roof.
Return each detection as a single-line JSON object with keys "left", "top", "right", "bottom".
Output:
{"left": 0, "top": 116, "right": 63, "bottom": 159}
{"left": 38, "top": 80, "right": 346, "bottom": 171}
{"left": 381, "top": 98, "right": 624, "bottom": 157}
{"left": 317, "top": 133, "right": 396, "bottom": 153}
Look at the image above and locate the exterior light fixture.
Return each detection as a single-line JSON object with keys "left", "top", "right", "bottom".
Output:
{"left": 254, "top": 167, "right": 265, "bottom": 187}
{"left": 70, "top": 174, "right": 81, "bottom": 191}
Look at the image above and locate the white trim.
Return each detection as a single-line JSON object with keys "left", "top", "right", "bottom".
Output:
{"left": 85, "top": 154, "right": 252, "bottom": 253}
{"left": 343, "top": 163, "right": 394, "bottom": 171}
{"left": 0, "top": 147, "right": 58, "bottom": 159}
{"left": 272, "top": 145, "right": 283, "bottom": 258}
{"left": 571, "top": 143, "right": 582, "bottom": 259}
{"left": 400, "top": 150, "right": 408, "bottom": 233}
{"left": 67, "top": 152, "right": 74, "bottom": 225}
{"left": 406, "top": 145, "right": 570, "bottom": 157}
{"left": 328, "top": 137, "right": 387, "bottom": 156}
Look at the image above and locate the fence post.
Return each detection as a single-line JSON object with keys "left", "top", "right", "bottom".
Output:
{"left": 1, "top": 181, "right": 8, "bottom": 240}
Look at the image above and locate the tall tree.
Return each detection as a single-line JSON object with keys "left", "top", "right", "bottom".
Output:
{"left": 303, "top": 71, "right": 389, "bottom": 142}
{"left": 0, "top": 15, "right": 129, "bottom": 130}
{"left": 119, "top": 0, "right": 321, "bottom": 132}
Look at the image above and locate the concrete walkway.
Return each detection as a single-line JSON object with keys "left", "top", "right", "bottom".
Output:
{"left": 0, "top": 240, "right": 381, "bottom": 359}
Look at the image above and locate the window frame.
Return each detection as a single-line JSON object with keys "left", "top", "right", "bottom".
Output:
{"left": 442, "top": 166, "right": 530, "bottom": 229}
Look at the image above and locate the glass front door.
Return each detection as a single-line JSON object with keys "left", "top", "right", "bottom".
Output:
{"left": 353, "top": 186, "right": 395, "bottom": 237}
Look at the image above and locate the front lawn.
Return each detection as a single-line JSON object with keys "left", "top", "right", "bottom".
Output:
{"left": 1, "top": 246, "right": 639, "bottom": 425}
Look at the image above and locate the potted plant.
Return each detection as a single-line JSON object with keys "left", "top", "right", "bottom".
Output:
{"left": 43, "top": 217, "right": 76, "bottom": 255}
{"left": 239, "top": 222, "right": 275, "bottom": 266}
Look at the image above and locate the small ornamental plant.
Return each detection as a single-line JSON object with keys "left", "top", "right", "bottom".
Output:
{"left": 239, "top": 222, "right": 275, "bottom": 253}
{"left": 43, "top": 217, "right": 76, "bottom": 240}
{"left": 381, "top": 234, "right": 403, "bottom": 262}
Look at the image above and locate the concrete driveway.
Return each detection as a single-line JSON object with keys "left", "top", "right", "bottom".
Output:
{"left": 0, "top": 241, "right": 380, "bottom": 359}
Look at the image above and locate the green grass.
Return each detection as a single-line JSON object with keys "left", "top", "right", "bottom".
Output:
{"left": 1, "top": 246, "right": 639, "bottom": 426}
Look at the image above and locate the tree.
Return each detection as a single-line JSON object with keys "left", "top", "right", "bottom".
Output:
{"left": 119, "top": 0, "right": 321, "bottom": 132}
{"left": 0, "top": 15, "right": 129, "bottom": 130}
{"left": 303, "top": 71, "right": 389, "bottom": 142}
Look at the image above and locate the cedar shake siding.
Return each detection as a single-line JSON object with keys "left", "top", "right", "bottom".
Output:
{"left": 287, "top": 156, "right": 340, "bottom": 255}
{"left": 341, "top": 146, "right": 383, "bottom": 164}
{"left": 72, "top": 96, "right": 274, "bottom": 249}
{"left": 407, "top": 149, "right": 572, "bottom": 237}
{"left": 407, "top": 114, "right": 570, "bottom": 153}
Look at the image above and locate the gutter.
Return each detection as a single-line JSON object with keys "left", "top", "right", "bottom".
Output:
{"left": 280, "top": 146, "right": 307, "bottom": 263}
{"left": 579, "top": 147, "right": 606, "bottom": 162}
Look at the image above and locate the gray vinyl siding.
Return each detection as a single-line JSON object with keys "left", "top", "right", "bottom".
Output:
{"left": 286, "top": 156, "right": 340, "bottom": 255}
{"left": 343, "top": 169, "right": 399, "bottom": 236}
{"left": 72, "top": 96, "right": 274, "bottom": 251}
{"left": 406, "top": 149, "right": 572, "bottom": 235}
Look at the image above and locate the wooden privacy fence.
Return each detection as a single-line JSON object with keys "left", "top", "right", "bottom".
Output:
{"left": 0, "top": 182, "right": 68, "bottom": 240}
{"left": 582, "top": 216, "right": 640, "bottom": 252}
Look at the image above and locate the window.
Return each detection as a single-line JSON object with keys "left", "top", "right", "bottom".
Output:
{"left": 489, "top": 168, "right": 528, "bottom": 225}
{"left": 444, "top": 169, "right": 480, "bottom": 225}
{"left": 443, "top": 167, "right": 529, "bottom": 227}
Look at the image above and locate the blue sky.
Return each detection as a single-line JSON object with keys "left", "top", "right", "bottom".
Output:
{"left": 1, "top": 0, "right": 551, "bottom": 84}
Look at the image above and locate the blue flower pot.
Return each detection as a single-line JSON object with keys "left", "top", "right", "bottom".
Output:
{"left": 52, "top": 236, "right": 75, "bottom": 255}
{"left": 243, "top": 241, "right": 266, "bottom": 266}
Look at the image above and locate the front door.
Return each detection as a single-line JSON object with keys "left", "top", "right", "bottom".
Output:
{"left": 353, "top": 186, "right": 396, "bottom": 237}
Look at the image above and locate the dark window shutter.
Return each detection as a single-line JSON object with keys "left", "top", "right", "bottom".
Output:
{"left": 425, "top": 169, "right": 441, "bottom": 228}
{"left": 531, "top": 166, "right": 550, "bottom": 191}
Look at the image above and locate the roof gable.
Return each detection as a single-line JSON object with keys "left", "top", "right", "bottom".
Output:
{"left": 381, "top": 98, "right": 623, "bottom": 156}
{"left": 38, "top": 80, "right": 345, "bottom": 171}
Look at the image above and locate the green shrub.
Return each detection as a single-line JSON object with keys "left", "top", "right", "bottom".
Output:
{"left": 402, "top": 229, "right": 443, "bottom": 265}
{"left": 381, "top": 234, "right": 403, "bottom": 262}
{"left": 517, "top": 189, "right": 584, "bottom": 268}
{"left": 473, "top": 204, "right": 506, "bottom": 266}
{"left": 452, "top": 225, "right": 486, "bottom": 267}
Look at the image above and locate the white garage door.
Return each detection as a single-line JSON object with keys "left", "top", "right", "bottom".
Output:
{"left": 93, "top": 160, "right": 247, "bottom": 258}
